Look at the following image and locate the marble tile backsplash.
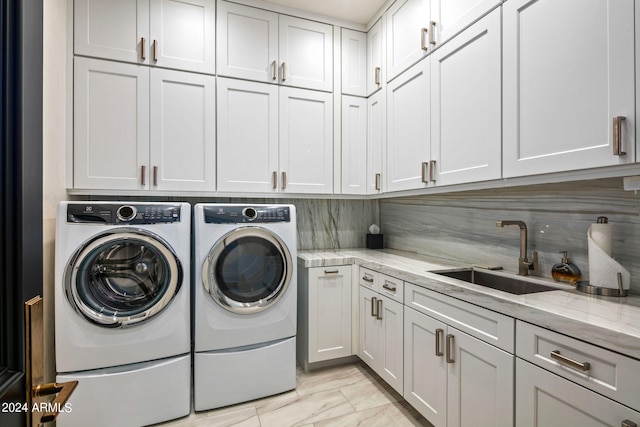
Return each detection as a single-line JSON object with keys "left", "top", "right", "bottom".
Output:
{"left": 380, "top": 178, "right": 640, "bottom": 294}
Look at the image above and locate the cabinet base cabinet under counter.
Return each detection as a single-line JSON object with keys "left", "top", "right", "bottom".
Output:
{"left": 297, "top": 266, "right": 353, "bottom": 371}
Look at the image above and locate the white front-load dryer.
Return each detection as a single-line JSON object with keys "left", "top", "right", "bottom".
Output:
{"left": 193, "top": 204, "right": 297, "bottom": 411}
{"left": 54, "top": 202, "right": 191, "bottom": 427}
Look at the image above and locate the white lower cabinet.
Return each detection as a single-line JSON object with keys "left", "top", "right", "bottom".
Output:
{"left": 404, "top": 306, "right": 514, "bottom": 427}
{"left": 297, "top": 266, "right": 352, "bottom": 371}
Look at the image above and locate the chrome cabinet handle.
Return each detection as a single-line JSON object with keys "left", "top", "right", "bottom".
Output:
{"left": 382, "top": 282, "right": 396, "bottom": 293}
{"left": 375, "top": 67, "right": 381, "bottom": 86}
{"left": 550, "top": 350, "right": 591, "bottom": 372}
{"left": 429, "top": 160, "right": 436, "bottom": 183}
{"left": 371, "top": 296, "right": 377, "bottom": 317}
{"left": 421, "top": 162, "right": 429, "bottom": 183}
{"left": 281, "top": 62, "right": 287, "bottom": 82}
{"left": 613, "top": 116, "right": 626, "bottom": 156}
{"left": 375, "top": 173, "right": 381, "bottom": 191}
{"left": 376, "top": 299, "right": 383, "bottom": 320}
{"left": 362, "top": 276, "right": 374, "bottom": 283}
{"left": 281, "top": 171, "right": 287, "bottom": 190}
{"left": 141, "top": 37, "right": 146, "bottom": 60}
{"left": 272, "top": 171, "right": 278, "bottom": 189}
{"left": 153, "top": 166, "right": 158, "bottom": 186}
{"left": 141, "top": 165, "right": 146, "bottom": 186}
{"left": 446, "top": 334, "right": 455, "bottom": 363}
{"left": 153, "top": 39, "right": 158, "bottom": 62}
{"left": 429, "top": 21, "right": 437, "bottom": 46}
{"left": 272, "top": 60, "right": 278, "bottom": 80}
{"left": 435, "top": 328, "right": 444, "bottom": 357}
{"left": 421, "top": 27, "right": 429, "bottom": 51}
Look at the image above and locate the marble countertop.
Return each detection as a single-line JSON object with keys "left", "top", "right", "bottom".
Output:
{"left": 298, "top": 248, "right": 640, "bottom": 360}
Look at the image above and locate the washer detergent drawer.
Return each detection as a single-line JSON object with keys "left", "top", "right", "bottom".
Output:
{"left": 56, "top": 355, "right": 190, "bottom": 427}
{"left": 194, "top": 337, "right": 296, "bottom": 411}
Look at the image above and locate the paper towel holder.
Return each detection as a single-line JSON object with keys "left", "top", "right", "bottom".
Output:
{"left": 576, "top": 272, "right": 628, "bottom": 297}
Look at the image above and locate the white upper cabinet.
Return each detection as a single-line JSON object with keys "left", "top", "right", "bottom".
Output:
{"left": 341, "top": 96, "right": 368, "bottom": 195}
{"left": 386, "top": 58, "right": 431, "bottom": 192}
{"left": 503, "top": 0, "right": 635, "bottom": 178}
{"left": 216, "top": 1, "right": 278, "bottom": 82}
{"left": 279, "top": 87, "right": 334, "bottom": 194}
{"left": 367, "top": 18, "right": 384, "bottom": 96}
{"left": 217, "top": 1, "right": 333, "bottom": 92}
{"left": 216, "top": 78, "right": 279, "bottom": 193}
{"left": 367, "top": 90, "right": 384, "bottom": 194}
{"left": 430, "top": 8, "right": 501, "bottom": 186}
{"left": 341, "top": 29, "right": 367, "bottom": 96}
{"left": 386, "top": 0, "right": 432, "bottom": 81}
{"left": 149, "top": 68, "right": 215, "bottom": 191}
{"left": 436, "top": 0, "right": 501, "bottom": 46}
{"left": 74, "top": 0, "right": 215, "bottom": 73}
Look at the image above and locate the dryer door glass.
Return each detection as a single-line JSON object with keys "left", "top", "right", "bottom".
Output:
{"left": 204, "top": 227, "right": 292, "bottom": 314}
{"left": 66, "top": 230, "right": 182, "bottom": 327}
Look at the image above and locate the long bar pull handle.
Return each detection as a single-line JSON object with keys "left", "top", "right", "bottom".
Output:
{"left": 282, "top": 62, "right": 287, "bottom": 82}
{"left": 35, "top": 381, "right": 79, "bottom": 423}
{"left": 613, "top": 116, "right": 626, "bottom": 155}
{"left": 421, "top": 27, "right": 429, "bottom": 51}
{"left": 550, "top": 350, "right": 591, "bottom": 372}
{"left": 429, "top": 21, "right": 437, "bottom": 46}
{"left": 153, "top": 39, "right": 158, "bottom": 62}
{"left": 375, "top": 67, "right": 381, "bottom": 86}
{"left": 429, "top": 160, "right": 436, "bottom": 183}
{"left": 375, "top": 173, "right": 381, "bottom": 191}
{"left": 421, "top": 162, "right": 429, "bottom": 183}
{"left": 376, "top": 299, "right": 383, "bottom": 320}
{"left": 371, "top": 296, "right": 377, "bottom": 317}
{"left": 435, "top": 328, "right": 444, "bottom": 357}
{"left": 281, "top": 171, "right": 287, "bottom": 190}
{"left": 446, "top": 334, "right": 455, "bottom": 363}
{"left": 272, "top": 171, "right": 278, "bottom": 190}
{"left": 141, "top": 37, "right": 146, "bottom": 60}
{"left": 153, "top": 166, "right": 158, "bottom": 187}
{"left": 272, "top": 60, "right": 278, "bottom": 81}
{"left": 141, "top": 165, "right": 146, "bottom": 186}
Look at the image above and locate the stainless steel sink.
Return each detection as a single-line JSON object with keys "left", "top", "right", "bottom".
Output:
{"left": 434, "top": 269, "right": 567, "bottom": 295}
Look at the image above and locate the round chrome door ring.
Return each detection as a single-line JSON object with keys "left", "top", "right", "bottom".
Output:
{"left": 64, "top": 228, "right": 182, "bottom": 328}
{"left": 203, "top": 226, "right": 293, "bottom": 314}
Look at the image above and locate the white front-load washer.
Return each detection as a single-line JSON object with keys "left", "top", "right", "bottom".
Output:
{"left": 54, "top": 202, "right": 191, "bottom": 427}
{"left": 193, "top": 204, "right": 297, "bottom": 411}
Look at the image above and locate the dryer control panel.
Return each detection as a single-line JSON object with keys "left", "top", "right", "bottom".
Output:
{"left": 204, "top": 205, "right": 291, "bottom": 224}
{"left": 67, "top": 203, "right": 182, "bottom": 224}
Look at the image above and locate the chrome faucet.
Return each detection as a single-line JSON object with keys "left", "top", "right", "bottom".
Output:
{"left": 496, "top": 220, "right": 538, "bottom": 276}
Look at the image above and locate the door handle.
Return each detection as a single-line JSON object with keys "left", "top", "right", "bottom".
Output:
{"left": 446, "top": 334, "right": 455, "bottom": 363}
{"left": 550, "top": 350, "right": 591, "bottom": 372}
{"left": 421, "top": 27, "right": 429, "bottom": 51}
{"left": 272, "top": 60, "right": 278, "bottom": 81}
{"left": 613, "top": 116, "right": 626, "bottom": 156}
{"left": 153, "top": 166, "right": 158, "bottom": 187}
{"left": 153, "top": 39, "right": 158, "bottom": 62}
{"left": 429, "top": 160, "right": 436, "bottom": 183}
{"left": 375, "top": 67, "right": 381, "bottom": 86}
{"left": 421, "top": 162, "right": 428, "bottom": 183}
{"left": 140, "top": 37, "right": 146, "bottom": 60}
{"left": 375, "top": 173, "right": 381, "bottom": 191}
{"left": 281, "top": 171, "right": 287, "bottom": 190}
{"left": 281, "top": 62, "right": 287, "bottom": 82}
{"left": 376, "top": 299, "right": 383, "bottom": 320}
{"left": 429, "top": 21, "right": 437, "bottom": 46}
{"left": 141, "top": 165, "right": 146, "bottom": 186}
{"left": 371, "top": 296, "right": 378, "bottom": 317}
{"left": 435, "top": 328, "right": 444, "bottom": 357}
{"left": 272, "top": 171, "right": 278, "bottom": 189}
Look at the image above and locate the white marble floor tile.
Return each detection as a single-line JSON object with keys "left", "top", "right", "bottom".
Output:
{"left": 256, "top": 389, "right": 355, "bottom": 427}
{"left": 339, "top": 379, "right": 399, "bottom": 411}
{"left": 313, "top": 402, "right": 428, "bottom": 427}
{"left": 295, "top": 363, "right": 369, "bottom": 396}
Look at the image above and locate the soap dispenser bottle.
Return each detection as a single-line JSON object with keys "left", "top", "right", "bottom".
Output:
{"left": 551, "top": 251, "right": 582, "bottom": 284}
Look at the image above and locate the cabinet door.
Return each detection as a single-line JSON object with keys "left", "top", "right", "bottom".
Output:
{"left": 367, "top": 91, "right": 384, "bottom": 194}
{"left": 341, "top": 29, "right": 367, "bottom": 96}
{"left": 447, "top": 329, "right": 514, "bottom": 427}
{"left": 386, "top": 58, "right": 430, "bottom": 192}
{"left": 516, "top": 359, "right": 640, "bottom": 427}
{"left": 367, "top": 18, "right": 384, "bottom": 96}
{"left": 359, "top": 286, "right": 380, "bottom": 370}
{"left": 217, "top": 78, "right": 279, "bottom": 193}
{"left": 430, "top": 8, "right": 501, "bottom": 187}
{"left": 378, "top": 296, "right": 403, "bottom": 395}
{"left": 149, "top": 69, "right": 215, "bottom": 191}
{"left": 386, "top": 0, "right": 430, "bottom": 81}
{"left": 437, "top": 0, "right": 500, "bottom": 46}
{"left": 74, "top": 57, "right": 149, "bottom": 190}
{"left": 216, "top": 1, "right": 278, "bottom": 82}
{"left": 341, "top": 96, "right": 367, "bottom": 195}
{"left": 308, "top": 266, "right": 352, "bottom": 363}
{"left": 149, "top": 0, "right": 215, "bottom": 74}
{"left": 279, "top": 15, "right": 333, "bottom": 92}
{"left": 403, "top": 307, "right": 447, "bottom": 426}
{"left": 74, "top": 0, "right": 149, "bottom": 64}
{"left": 503, "top": 0, "right": 635, "bottom": 177}
{"left": 279, "top": 87, "right": 333, "bottom": 194}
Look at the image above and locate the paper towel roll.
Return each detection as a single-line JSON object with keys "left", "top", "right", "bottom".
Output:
{"left": 587, "top": 222, "right": 630, "bottom": 290}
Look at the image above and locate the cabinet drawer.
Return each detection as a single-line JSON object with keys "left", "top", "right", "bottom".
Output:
{"left": 378, "top": 273, "right": 404, "bottom": 304}
{"left": 359, "top": 267, "right": 378, "bottom": 291}
{"left": 516, "top": 321, "right": 640, "bottom": 411}
{"left": 404, "top": 282, "right": 514, "bottom": 352}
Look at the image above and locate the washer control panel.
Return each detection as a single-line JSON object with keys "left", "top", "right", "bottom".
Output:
{"left": 204, "top": 205, "right": 291, "bottom": 224}
{"left": 67, "top": 203, "right": 182, "bottom": 224}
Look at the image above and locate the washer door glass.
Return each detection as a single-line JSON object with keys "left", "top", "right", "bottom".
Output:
{"left": 204, "top": 227, "right": 292, "bottom": 314}
{"left": 66, "top": 229, "right": 182, "bottom": 327}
